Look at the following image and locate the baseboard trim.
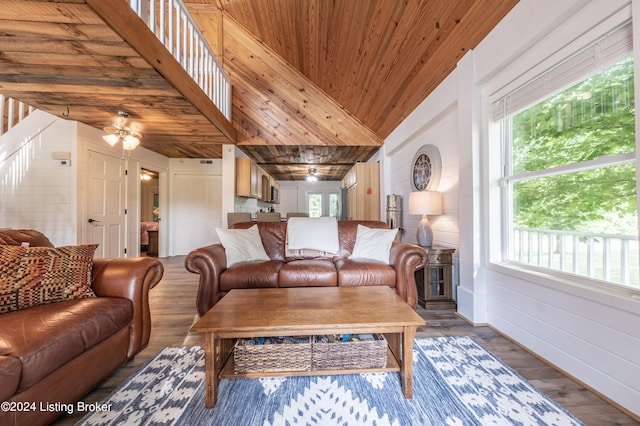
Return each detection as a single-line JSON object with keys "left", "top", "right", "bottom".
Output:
{"left": 454, "top": 311, "right": 487, "bottom": 327}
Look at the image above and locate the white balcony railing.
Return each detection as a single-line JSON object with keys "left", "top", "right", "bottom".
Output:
{"left": 129, "top": 0, "right": 232, "bottom": 120}
{"left": 513, "top": 227, "right": 639, "bottom": 288}
{"left": 0, "top": 95, "right": 34, "bottom": 137}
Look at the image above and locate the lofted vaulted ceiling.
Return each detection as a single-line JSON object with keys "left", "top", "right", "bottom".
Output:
{"left": 0, "top": 0, "right": 519, "bottom": 180}
{"left": 185, "top": 0, "right": 520, "bottom": 179}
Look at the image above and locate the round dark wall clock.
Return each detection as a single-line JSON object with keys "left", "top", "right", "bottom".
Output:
{"left": 410, "top": 144, "right": 441, "bottom": 192}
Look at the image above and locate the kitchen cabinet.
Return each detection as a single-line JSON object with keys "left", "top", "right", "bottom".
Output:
{"left": 342, "top": 162, "right": 380, "bottom": 220}
{"left": 236, "top": 158, "right": 278, "bottom": 202}
{"left": 236, "top": 158, "right": 257, "bottom": 198}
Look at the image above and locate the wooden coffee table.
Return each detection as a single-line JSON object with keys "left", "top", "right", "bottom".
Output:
{"left": 190, "top": 286, "right": 425, "bottom": 408}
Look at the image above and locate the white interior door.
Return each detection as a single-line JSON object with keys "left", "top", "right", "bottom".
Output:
{"left": 85, "top": 150, "right": 126, "bottom": 258}
{"left": 172, "top": 174, "right": 222, "bottom": 255}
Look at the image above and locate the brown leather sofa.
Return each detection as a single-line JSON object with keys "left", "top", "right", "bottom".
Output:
{"left": 185, "top": 220, "right": 427, "bottom": 316}
{"left": 0, "top": 229, "right": 164, "bottom": 426}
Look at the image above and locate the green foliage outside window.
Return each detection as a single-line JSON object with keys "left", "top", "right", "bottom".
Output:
{"left": 511, "top": 57, "right": 637, "bottom": 235}
{"left": 308, "top": 194, "right": 322, "bottom": 217}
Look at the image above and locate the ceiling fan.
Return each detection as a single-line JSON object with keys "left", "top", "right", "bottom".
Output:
{"left": 306, "top": 168, "right": 320, "bottom": 182}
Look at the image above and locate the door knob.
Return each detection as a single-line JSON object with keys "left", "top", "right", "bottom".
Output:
{"left": 87, "top": 218, "right": 100, "bottom": 223}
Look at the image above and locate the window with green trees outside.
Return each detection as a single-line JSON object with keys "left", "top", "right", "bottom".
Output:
{"left": 503, "top": 54, "right": 638, "bottom": 288}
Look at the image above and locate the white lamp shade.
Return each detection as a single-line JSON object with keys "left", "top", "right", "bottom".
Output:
{"left": 123, "top": 134, "right": 140, "bottom": 150}
{"left": 102, "top": 134, "right": 120, "bottom": 146}
{"left": 408, "top": 191, "right": 442, "bottom": 215}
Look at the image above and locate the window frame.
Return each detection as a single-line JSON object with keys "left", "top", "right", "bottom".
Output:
{"left": 305, "top": 190, "right": 340, "bottom": 217}
{"left": 485, "top": 7, "right": 640, "bottom": 292}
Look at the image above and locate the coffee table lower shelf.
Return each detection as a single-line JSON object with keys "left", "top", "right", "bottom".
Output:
{"left": 219, "top": 346, "right": 401, "bottom": 379}
{"left": 190, "top": 287, "right": 425, "bottom": 409}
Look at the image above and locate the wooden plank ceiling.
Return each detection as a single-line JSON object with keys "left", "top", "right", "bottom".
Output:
{"left": 0, "top": 0, "right": 235, "bottom": 158}
{"left": 0, "top": 0, "right": 519, "bottom": 180}
{"left": 186, "top": 0, "right": 519, "bottom": 180}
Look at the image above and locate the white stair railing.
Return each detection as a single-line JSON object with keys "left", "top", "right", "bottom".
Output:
{"left": 129, "top": 0, "right": 232, "bottom": 120}
{"left": 0, "top": 95, "right": 34, "bottom": 137}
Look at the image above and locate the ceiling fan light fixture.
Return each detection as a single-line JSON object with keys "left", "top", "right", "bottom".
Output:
{"left": 123, "top": 133, "right": 141, "bottom": 150}
{"left": 102, "top": 133, "right": 120, "bottom": 146}
{"left": 103, "top": 111, "right": 142, "bottom": 152}
{"left": 306, "top": 167, "right": 318, "bottom": 181}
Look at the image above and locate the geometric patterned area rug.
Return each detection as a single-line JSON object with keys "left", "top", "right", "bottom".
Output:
{"left": 78, "top": 336, "right": 584, "bottom": 426}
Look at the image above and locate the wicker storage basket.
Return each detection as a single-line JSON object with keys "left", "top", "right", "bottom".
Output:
{"left": 312, "top": 334, "right": 387, "bottom": 370}
{"left": 234, "top": 336, "right": 312, "bottom": 373}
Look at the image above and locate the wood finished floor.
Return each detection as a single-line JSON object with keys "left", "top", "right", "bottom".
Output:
{"left": 54, "top": 256, "right": 639, "bottom": 425}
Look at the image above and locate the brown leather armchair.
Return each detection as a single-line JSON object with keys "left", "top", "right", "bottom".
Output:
{"left": 185, "top": 220, "right": 427, "bottom": 316}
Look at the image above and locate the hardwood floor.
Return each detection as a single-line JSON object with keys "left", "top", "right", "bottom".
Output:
{"left": 54, "top": 256, "right": 639, "bottom": 425}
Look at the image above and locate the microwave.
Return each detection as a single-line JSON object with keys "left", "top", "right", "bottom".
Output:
{"left": 270, "top": 185, "right": 279, "bottom": 203}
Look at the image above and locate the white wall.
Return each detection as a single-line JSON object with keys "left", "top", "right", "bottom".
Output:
{"left": 384, "top": 76, "right": 461, "bottom": 300}
{"left": 277, "top": 180, "right": 342, "bottom": 216}
{"left": 0, "top": 110, "right": 77, "bottom": 245}
{"left": 0, "top": 111, "right": 226, "bottom": 258}
{"left": 383, "top": 0, "right": 640, "bottom": 416}
{"left": 0, "top": 111, "right": 173, "bottom": 254}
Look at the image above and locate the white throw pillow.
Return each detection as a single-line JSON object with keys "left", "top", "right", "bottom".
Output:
{"left": 215, "top": 225, "right": 270, "bottom": 267}
{"left": 349, "top": 225, "right": 398, "bottom": 264}
{"left": 286, "top": 216, "right": 339, "bottom": 254}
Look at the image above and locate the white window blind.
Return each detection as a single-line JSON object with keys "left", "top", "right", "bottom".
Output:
{"left": 493, "top": 21, "right": 632, "bottom": 121}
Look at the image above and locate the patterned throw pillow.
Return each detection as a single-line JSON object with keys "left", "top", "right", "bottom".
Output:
{"left": 0, "top": 244, "right": 98, "bottom": 314}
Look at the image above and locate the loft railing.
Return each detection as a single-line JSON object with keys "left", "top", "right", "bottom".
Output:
{"left": 129, "top": 0, "right": 232, "bottom": 120}
{"left": 513, "top": 227, "right": 639, "bottom": 287}
{"left": 0, "top": 95, "right": 33, "bottom": 137}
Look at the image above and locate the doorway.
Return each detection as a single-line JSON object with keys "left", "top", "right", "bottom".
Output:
{"left": 140, "top": 168, "right": 160, "bottom": 256}
{"left": 84, "top": 149, "right": 126, "bottom": 258}
{"left": 305, "top": 190, "right": 340, "bottom": 217}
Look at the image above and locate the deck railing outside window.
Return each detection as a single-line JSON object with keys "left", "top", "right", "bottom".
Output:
{"left": 129, "top": 0, "right": 232, "bottom": 120}
{"left": 513, "top": 227, "right": 639, "bottom": 288}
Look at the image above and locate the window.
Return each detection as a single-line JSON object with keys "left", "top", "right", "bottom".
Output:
{"left": 307, "top": 193, "right": 323, "bottom": 217}
{"left": 494, "top": 22, "right": 639, "bottom": 288}
{"left": 306, "top": 191, "right": 340, "bottom": 217}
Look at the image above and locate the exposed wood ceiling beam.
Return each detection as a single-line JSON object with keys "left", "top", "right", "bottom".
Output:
{"left": 85, "top": 0, "right": 236, "bottom": 142}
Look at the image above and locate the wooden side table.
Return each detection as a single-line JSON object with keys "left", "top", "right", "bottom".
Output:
{"left": 147, "top": 230, "right": 158, "bottom": 257}
{"left": 415, "top": 246, "right": 456, "bottom": 309}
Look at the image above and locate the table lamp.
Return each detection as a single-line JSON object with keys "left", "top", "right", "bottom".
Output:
{"left": 408, "top": 191, "right": 442, "bottom": 247}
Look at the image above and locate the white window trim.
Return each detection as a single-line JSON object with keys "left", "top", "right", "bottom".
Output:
{"left": 305, "top": 190, "right": 340, "bottom": 217}
{"left": 503, "top": 152, "right": 635, "bottom": 184}
{"left": 484, "top": 4, "right": 639, "bottom": 295}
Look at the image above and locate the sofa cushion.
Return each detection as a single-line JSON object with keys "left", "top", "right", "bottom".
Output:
{"left": 215, "top": 225, "right": 270, "bottom": 267}
{"left": 231, "top": 221, "right": 287, "bottom": 261}
{"left": 336, "top": 221, "right": 390, "bottom": 258}
{"left": 0, "top": 297, "right": 132, "bottom": 392}
{"left": 220, "top": 260, "right": 283, "bottom": 291}
{"left": 349, "top": 225, "right": 398, "bottom": 264}
{"left": 286, "top": 217, "right": 339, "bottom": 254}
{"left": 0, "top": 355, "right": 21, "bottom": 402}
{"left": 334, "top": 258, "right": 396, "bottom": 287}
{"left": 0, "top": 244, "right": 97, "bottom": 314}
{"left": 279, "top": 260, "right": 338, "bottom": 287}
